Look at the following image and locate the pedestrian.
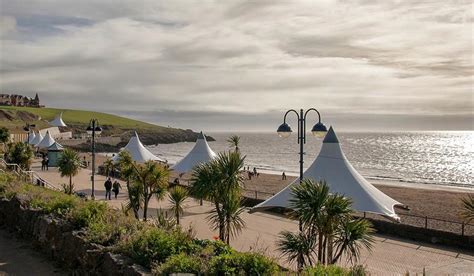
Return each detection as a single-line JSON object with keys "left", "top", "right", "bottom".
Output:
{"left": 41, "top": 158, "right": 45, "bottom": 171}
{"left": 112, "top": 180, "right": 121, "bottom": 199}
{"left": 253, "top": 167, "right": 258, "bottom": 177}
{"left": 248, "top": 171, "right": 252, "bottom": 180}
{"left": 282, "top": 171, "right": 286, "bottom": 180}
{"left": 104, "top": 177, "right": 112, "bottom": 200}
{"left": 45, "top": 156, "right": 49, "bottom": 171}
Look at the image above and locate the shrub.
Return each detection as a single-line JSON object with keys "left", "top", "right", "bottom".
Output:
{"left": 153, "top": 253, "right": 205, "bottom": 275}
{"left": 69, "top": 200, "right": 108, "bottom": 228}
{"left": 209, "top": 251, "right": 279, "bottom": 275}
{"left": 302, "top": 264, "right": 367, "bottom": 276}
{"left": 86, "top": 212, "right": 141, "bottom": 246}
{"left": 120, "top": 227, "right": 187, "bottom": 267}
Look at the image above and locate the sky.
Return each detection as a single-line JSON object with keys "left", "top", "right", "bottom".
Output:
{"left": 0, "top": 0, "right": 472, "bottom": 131}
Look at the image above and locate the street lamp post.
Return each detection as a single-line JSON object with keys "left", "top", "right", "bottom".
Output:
{"left": 23, "top": 123, "right": 36, "bottom": 145}
{"left": 86, "top": 119, "right": 102, "bottom": 199}
{"left": 277, "top": 108, "right": 327, "bottom": 230}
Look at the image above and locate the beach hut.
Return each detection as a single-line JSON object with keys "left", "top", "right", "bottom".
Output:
{"left": 251, "top": 127, "right": 403, "bottom": 221}
{"left": 172, "top": 131, "right": 217, "bottom": 173}
{"left": 49, "top": 112, "right": 67, "bottom": 127}
{"left": 30, "top": 131, "right": 44, "bottom": 147}
{"left": 112, "top": 132, "right": 164, "bottom": 163}
{"left": 47, "top": 142, "right": 64, "bottom": 167}
{"left": 26, "top": 132, "right": 36, "bottom": 145}
{"left": 36, "top": 131, "right": 56, "bottom": 150}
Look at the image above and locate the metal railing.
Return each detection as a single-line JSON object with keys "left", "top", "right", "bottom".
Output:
{"left": 240, "top": 186, "right": 473, "bottom": 237}
{"left": 0, "top": 158, "right": 61, "bottom": 191}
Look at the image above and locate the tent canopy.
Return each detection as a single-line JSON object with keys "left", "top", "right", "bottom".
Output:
{"left": 172, "top": 131, "right": 217, "bottom": 173}
{"left": 251, "top": 126, "right": 403, "bottom": 221}
{"left": 37, "top": 131, "right": 56, "bottom": 149}
{"left": 112, "top": 132, "right": 164, "bottom": 163}
{"left": 31, "top": 131, "right": 44, "bottom": 146}
{"left": 49, "top": 112, "right": 67, "bottom": 127}
{"left": 48, "top": 142, "right": 64, "bottom": 151}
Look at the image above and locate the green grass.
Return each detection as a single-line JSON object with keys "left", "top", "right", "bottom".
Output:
{"left": 0, "top": 106, "right": 163, "bottom": 130}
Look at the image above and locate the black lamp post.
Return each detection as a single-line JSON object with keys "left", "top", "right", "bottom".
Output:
{"left": 277, "top": 108, "right": 327, "bottom": 230}
{"left": 23, "top": 123, "right": 36, "bottom": 145}
{"left": 86, "top": 119, "right": 102, "bottom": 199}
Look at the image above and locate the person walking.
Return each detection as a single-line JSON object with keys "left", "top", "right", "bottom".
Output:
{"left": 41, "top": 158, "right": 45, "bottom": 171}
{"left": 112, "top": 180, "right": 121, "bottom": 199}
{"left": 104, "top": 177, "right": 112, "bottom": 200}
{"left": 45, "top": 156, "right": 49, "bottom": 171}
{"left": 282, "top": 171, "right": 286, "bottom": 180}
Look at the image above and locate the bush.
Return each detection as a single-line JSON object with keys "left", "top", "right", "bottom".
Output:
{"left": 120, "top": 227, "right": 190, "bottom": 267}
{"left": 209, "top": 251, "right": 279, "bottom": 275}
{"left": 153, "top": 253, "right": 205, "bottom": 275}
{"left": 86, "top": 212, "right": 140, "bottom": 246}
{"left": 303, "top": 264, "right": 367, "bottom": 276}
{"left": 69, "top": 200, "right": 108, "bottom": 228}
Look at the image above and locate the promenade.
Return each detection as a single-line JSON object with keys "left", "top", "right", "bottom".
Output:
{"left": 34, "top": 162, "right": 474, "bottom": 275}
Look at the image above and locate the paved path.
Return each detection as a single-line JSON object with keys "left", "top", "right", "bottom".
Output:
{"left": 0, "top": 229, "right": 64, "bottom": 276}
{"left": 34, "top": 162, "right": 474, "bottom": 275}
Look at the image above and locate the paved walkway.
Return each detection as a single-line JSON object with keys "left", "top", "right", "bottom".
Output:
{"left": 34, "top": 162, "right": 474, "bottom": 275}
{"left": 0, "top": 229, "right": 64, "bottom": 276}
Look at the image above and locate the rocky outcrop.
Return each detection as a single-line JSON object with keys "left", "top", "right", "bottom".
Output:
{"left": 0, "top": 197, "right": 151, "bottom": 275}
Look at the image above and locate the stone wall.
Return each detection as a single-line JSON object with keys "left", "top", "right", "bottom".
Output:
{"left": 0, "top": 197, "right": 150, "bottom": 276}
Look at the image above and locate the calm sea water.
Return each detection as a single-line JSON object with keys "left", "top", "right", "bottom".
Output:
{"left": 149, "top": 132, "right": 473, "bottom": 189}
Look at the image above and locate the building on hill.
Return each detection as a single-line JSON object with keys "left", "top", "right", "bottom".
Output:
{"left": 0, "top": 93, "right": 42, "bottom": 107}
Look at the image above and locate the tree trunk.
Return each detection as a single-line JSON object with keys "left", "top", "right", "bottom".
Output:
{"left": 327, "top": 235, "right": 333, "bottom": 265}
{"left": 69, "top": 175, "right": 72, "bottom": 194}
{"left": 143, "top": 195, "right": 150, "bottom": 221}
{"left": 176, "top": 209, "right": 180, "bottom": 225}
{"left": 318, "top": 233, "right": 323, "bottom": 263}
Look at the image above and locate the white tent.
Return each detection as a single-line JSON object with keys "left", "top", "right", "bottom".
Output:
{"left": 37, "top": 131, "right": 56, "bottom": 149}
{"left": 172, "top": 131, "right": 217, "bottom": 173}
{"left": 26, "top": 132, "right": 36, "bottom": 145}
{"left": 112, "top": 132, "right": 164, "bottom": 163}
{"left": 251, "top": 127, "right": 403, "bottom": 221}
{"left": 49, "top": 112, "right": 67, "bottom": 127}
{"left": 31, "top": 131, "right": 44, "bottom": 146}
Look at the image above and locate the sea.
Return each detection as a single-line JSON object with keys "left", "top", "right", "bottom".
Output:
{"left": 147, "top": 131, "right": 473, "bottom": 190}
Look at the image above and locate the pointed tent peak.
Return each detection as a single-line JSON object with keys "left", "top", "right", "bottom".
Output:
{"left": 31, "top": 131, "right": 44, "bottom": 146}
{"left": 323, "top": 126, "right": 339, "bottom": 143}
{"left": 49, "top": 112, "right": 67, "bottom": 127}
{"left": 197, "top": 131, "right": 206, "bottom": 140}
{"left": 133, "top": 131, "right": 139, "bottom": 137}
{"left": 37, "top": 131, "right": 56, "bottom": 149}
{"left": 48, "top": 142, "right": 64, "bottom": 151}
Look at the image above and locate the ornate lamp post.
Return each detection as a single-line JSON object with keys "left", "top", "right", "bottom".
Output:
{"left": 23, "top": 123, "right": 36, "bottom": 145}
{"left": 277, "top": 108, "right": 327, "bottom": 230}
{"left": 86, "top": 119, "right": 102, "bottom": 199}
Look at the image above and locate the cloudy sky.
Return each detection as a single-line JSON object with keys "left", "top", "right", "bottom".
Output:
{"left": 0, "top": 0, "right": 472, "bottom": 131}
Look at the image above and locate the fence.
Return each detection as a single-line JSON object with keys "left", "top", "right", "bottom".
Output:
{"left": 0, "top": 158, "right": 61, "bottom": 191}
{"left": 240, "top": 186, "right": 473, "bottom": 238}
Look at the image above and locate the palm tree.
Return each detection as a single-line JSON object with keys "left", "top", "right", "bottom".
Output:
{"left": 279, "top": 179, "right": 374, "bottom": 269}
{"left": 460, "top": 194, "right": 474, "bottom": 223}
{"left": 191, "top": 151, "right": 246, "bottom": 244}
{"left": 57, "top": 148, "right": 81, "bottom": 194}
{"left": 332, "top": 218, "right": 374, "bottom": 264}
{"left": 227, "top": 135, "right": 240, "bottom": 152}
{"left": 117, "top": 151, "right": 141, "bottom": 219}
{"left": 103, "top": 157, "right": 115, "bottom": 177}
{"left": 168, "top": 186, "right": 188, "bottom": 225}
{"left": 277, "top": 230, "right": 316, "bottom": 269}
{"left": 137, "top": 161, "right": 169, "bottom": 221}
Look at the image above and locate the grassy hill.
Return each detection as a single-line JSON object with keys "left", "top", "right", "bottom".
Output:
{"left": 0, "top": 106, "right": 210, "bottom": 150}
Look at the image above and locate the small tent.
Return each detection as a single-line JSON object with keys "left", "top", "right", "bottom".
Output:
{"left": 31, "top": 131, "right": 44, "bottom": 146}
{"left": 49, "top": 112, "right": 67, "bottom": 127}
{"left": 37, "top": 131, "right": 56, "bottom": 150}
{"left": 251, "top": 127, "right": 403, "bottom": 221}
{"left": 172, "top": 131, "right": 217, "bottom": 173}
{"left": 47, "top": 142, "right": 64, "bottom": 167}
{"left": 112, "top": 132, "right": 164, "bottom": 163}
